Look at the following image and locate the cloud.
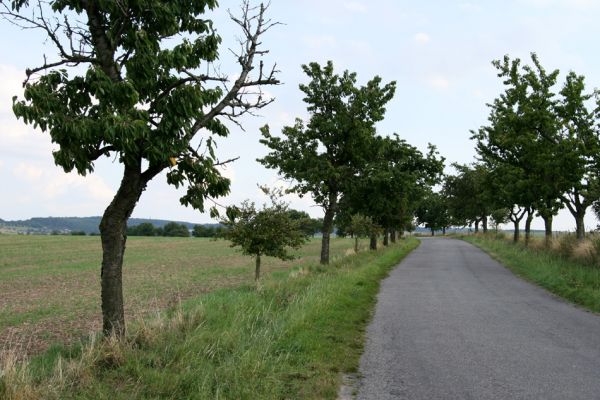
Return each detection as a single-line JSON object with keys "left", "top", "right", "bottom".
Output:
{"left": 427, "top": 75, "right": 451, "bottom": 90}
{"left": 414, "top": 32, "right": 431, "bottom": 45}
{"left": 11, "top": 161, "right": 114, "bottom": 202}
{"left": 344, "top": 1, "right": 367, "bottom": 13}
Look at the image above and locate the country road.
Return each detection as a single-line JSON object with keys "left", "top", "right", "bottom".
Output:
{"left": 356, "top": 238, "right": 600, "bottom": 400}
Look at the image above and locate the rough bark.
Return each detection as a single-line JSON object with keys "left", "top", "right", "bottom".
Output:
{"left": 575, "top": 214, "right": 585, "bottom": 240}
{"left": 390, "top": 230, "right": 397, "bottom": 243}
{"left": 320, "top": 191, "right": 338, "bottom": 264}
{"left": 474, "top": 220, "right": 480, "bottom": 233}
{"left": 430, "top": 228, "right": 435, "bottom": 236}
{"left": 525, "top": 209, "right": 534, "bottom": 246}
{"left": 442, "top": 226, "right": 446, "bottom": 235}
{"left": 482, "top": 216, "right": 488, "bottom": 233}
{"left": 513, "top": 221, "right": 520, "bottom": 243}
{"left": 383, "top": 229, "right": 389, "bottom": 246}
{"left": 540, "top": 213, "right": 553, "bottom": 247}
{"left": 255, "top": 254, "right": 261, "bottom": 281}
{"left": 370, "top": 234, "right": 377, "bottom": 250}
{"left": 99, "top": 164, "right": 147, "bottom": 337}
{"left": 354, "top": 237, "right": 359, "bottom": 253}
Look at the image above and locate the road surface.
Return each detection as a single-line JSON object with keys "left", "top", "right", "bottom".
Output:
{"left": 356, "top": 237, "right": 600, "bottom": 400}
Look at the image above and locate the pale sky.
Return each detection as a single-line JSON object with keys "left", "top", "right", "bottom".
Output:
{"left": 1, "top": 0, "right": 600, "bottom": 231}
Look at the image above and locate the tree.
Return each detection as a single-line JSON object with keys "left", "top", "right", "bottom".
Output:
{"left": 348, "top": 214, "right": 377, "bottom": 253}
{"left": 555, "top": 72, "right": 600, "bottom": 239}
{"left": 415, "top": 191, "right": 450, "bottom": 236}
{"left": 220, "top": 189, "right": 308, "bottom": 281}
{"left": 444, "top": 163, "right": 494, "bottom": 233}
{"left": 259, "top": 61, "right": 395, "bottom": 264}
{"left": 286, "top": 209, "right": 321, "bottom": 237}
{"left": 162, "top": 222, "right": 190, "bottom": 237}
{"left": 472, "top": 54, "right": 577, "bottom": 245}
{"left": 338, "top": 134, "right": 444, "bottom": 248}
{"left": 127, "top": 222, "right": 157, "bottom": 236}
{"left": 4, "top": 1, "right": 279, "bottom": 336}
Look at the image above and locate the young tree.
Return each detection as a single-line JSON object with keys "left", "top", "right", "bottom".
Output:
{"left": 348, "top": 214, "right": 376, "bottom": 253}
{"left": 4, "top": 1, "right": 279, "bottom": 336}
{"left": 259, "top": 61, "right": 395, "bottom": 264}
{"left": 220, "top": 189, "right": 308, "bottom": 281}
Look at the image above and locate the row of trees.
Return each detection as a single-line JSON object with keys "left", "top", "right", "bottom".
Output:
{"left": 127, "top": 222, "right": 190, "bottom": 237}
{"left": 259, "top": 61, "right": 444, "bottom": 264}
{"left": 7, "top": 0, "right": 444, "bottom": 337}
{"left": 415, "top": 54, "right": 600, "bottom": 244}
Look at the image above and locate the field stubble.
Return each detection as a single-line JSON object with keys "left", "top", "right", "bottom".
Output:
{"left": 0, "top": 235, "right": 355, "bottom": 356}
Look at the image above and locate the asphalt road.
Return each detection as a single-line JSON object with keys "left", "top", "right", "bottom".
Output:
{"left": 356, "top": 237, "right": 600, "bottom": 400}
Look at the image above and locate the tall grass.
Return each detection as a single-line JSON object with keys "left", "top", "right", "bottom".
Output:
{"left": 0, "top": 239, "right": 419, "bottom": 400}
{"left": 464, "top": 234, "right": 600, "bottom": 313}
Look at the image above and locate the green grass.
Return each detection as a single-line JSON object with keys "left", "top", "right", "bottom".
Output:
{"left": 463, "top": 235, "right": 600, "bottom": 313}
{"left": 2, "top": 238, "right": 419, "bottom": 400}
{"left": 0, "top": 235, "right": 356, "bottom": 355}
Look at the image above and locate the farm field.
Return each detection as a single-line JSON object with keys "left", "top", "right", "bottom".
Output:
{"left": 0, "top": 235, "right": 355, "bottom": 356}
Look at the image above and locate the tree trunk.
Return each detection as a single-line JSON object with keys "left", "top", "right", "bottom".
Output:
{"left": 474, "top": 220, "right": 480, "bottom": 233}
{"left": 255, "top": 254, "right": 261, "bottom": 281}
{"left": 320, "top": 192, "right": 338, "bottom": 265}
{"left": 370, "top": 234, "right": 377, "bottom": 250}
{"left": 354, "top": 237, "right": 359, "bottom": 253}
{"left": 513, "top": 221, "right": 520, "bottom": 243}
{"left": 482, "top": 216, "right": 488, "bottom": 233}
{"left": 390, "top": 230, "right": 397, "bottom": 243}
{"left": 430, "top": 228, "right": 435, "bottom": 236}
{"left": 575, "top": 213, "right": 585, "bottom": 240}
{"left": 383, "top": 229, "right": 389, "bottom": 246}
{"left": 525, "top": 209, "right": 533, "bottom": 246}
{"left": 442, "top": 226, "right": 446, "bottom": 235}
{"left": 99, "top": 164, "right": 146, "bottom": 337}
{"left": 541, "top": 213, "right": 553, "bottom": 247}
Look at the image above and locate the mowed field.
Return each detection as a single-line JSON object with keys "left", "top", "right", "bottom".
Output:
{"left": 0, "top": 235, "right": 355, "bottom": 356}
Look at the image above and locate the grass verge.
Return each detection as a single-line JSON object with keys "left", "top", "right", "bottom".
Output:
{"left": 463, "top": 235, "right": 600, "bottom": 313}
{"left": 1, "top": 238, "right": 418, "bottom": 400}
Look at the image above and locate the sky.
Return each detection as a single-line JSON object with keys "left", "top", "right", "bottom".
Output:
{"left": 1, "top": 0, "right": 600, "bottom": 231}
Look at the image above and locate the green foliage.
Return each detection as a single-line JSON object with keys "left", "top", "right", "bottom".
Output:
{"left": 415, "top": 191, "right": 449, "bottom": 234}
{"left": 191, "top": 224, "right": 223, "bottom": 238}
{"left": 444, "top": 163, "right": 495, "bottom": 228}
{"left": 127, "top": 222, "right": 157, "bottom": 237}
{"left": 259, "top": 61, "right": 395, "bottom": 203}
{"left": 340, "top": 134, "right": 445, "bottom": 234}
{"left": 471, "top": 53, "right": 600, "bottom": 237}
{"left": 161, "top": 222, "right": 190, "bottom": 237}
{"left": 220, "top": 189, "right": 309, "bottom": 274}
{"left": 259, "top": 61, "right": 396, "bottom": 263}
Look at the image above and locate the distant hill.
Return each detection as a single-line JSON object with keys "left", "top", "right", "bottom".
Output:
{"left": 0, "top": 216, "right": 213, "bottom": 234}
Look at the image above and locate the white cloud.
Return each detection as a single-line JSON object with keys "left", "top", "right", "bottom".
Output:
{"left": 344, "top": 1, "right": 368, "bottom": 13}
{"left": 427, "top": 75, "right": 451, "bottom": 90}
{"left": 414, "top": 32, "right": 431, "bottom": 45}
